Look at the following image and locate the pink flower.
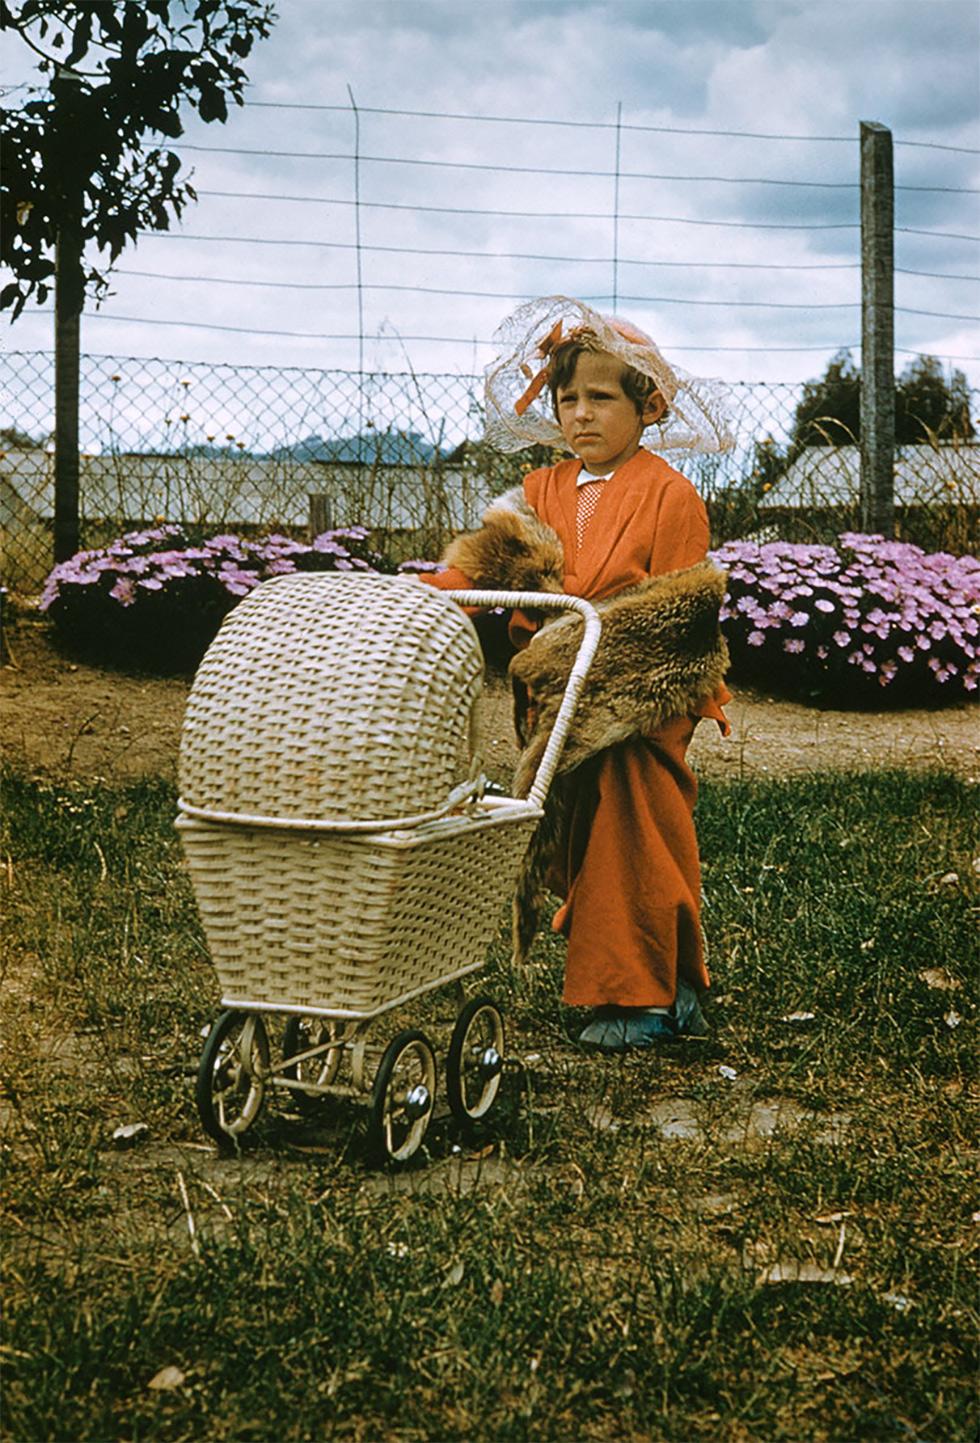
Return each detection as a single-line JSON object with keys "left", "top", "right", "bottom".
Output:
{"left": 110, "top": 577, "right": 136, "bottom": 606}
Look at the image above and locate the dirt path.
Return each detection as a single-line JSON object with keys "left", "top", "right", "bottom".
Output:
{"left": 3, "top": 614, "right": 977, "bottom": 783}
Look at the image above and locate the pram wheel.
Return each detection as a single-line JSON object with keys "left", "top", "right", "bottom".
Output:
{"left": 282, "top": 1016, "right": 343, "bottom": 1112}
{"left": 446, "top": 997, "right": 505, "bottom": 1123}
{"left": 368, "top": 1029, "right": 436, "bottom": 1165}
{"left": 196, "top": 1010, "right": 269, "bottom": 1145}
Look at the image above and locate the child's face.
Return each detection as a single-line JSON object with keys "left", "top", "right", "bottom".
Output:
{"left": 554, "top": 352, "right": 658, "bottom": 473}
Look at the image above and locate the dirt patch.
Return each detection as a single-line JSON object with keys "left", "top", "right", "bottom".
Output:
{"left": 2, "top": 612, "right": 977, "bottom": 782}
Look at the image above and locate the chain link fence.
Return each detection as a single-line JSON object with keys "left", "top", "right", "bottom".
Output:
{"left": 1, "top": 351, "right": 977, "bottom": 593}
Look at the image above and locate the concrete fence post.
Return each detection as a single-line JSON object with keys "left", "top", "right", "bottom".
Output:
{"left": 860, "top": 119, "right": 896, "bottom": 536}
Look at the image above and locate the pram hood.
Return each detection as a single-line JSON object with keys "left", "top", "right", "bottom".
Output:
{"left": 178, "top": 573, "right": 484, "bottom": 828}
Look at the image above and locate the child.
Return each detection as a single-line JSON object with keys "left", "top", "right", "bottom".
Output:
{"left": 424, "top": 296, "right": 732, "bottom": 1053}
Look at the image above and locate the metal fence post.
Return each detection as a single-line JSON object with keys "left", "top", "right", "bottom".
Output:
{"left": 860, "top": 120, "right": 896, "bottom": 536}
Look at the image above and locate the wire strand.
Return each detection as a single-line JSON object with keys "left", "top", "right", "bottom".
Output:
{"left": 142, "top": 139, "right": 980, "bottom": 193}
{"left": 17, "top": 315, "right": 980, "bottom": 364}
{"left": 126, "top": 171, "right": 976, "bottom": 241}
{"left": 239, "top": 101, "right": 980, "bottom": 154}
{"left": 134, "top": 233, "right": 867, "bottom": 270}
{"left": 32, "top": 310, "right": 978, "bottom": 362}
{"left": 115, "top": 270, "right": 862, "bottom": 308}
{"left": 155, "top": 203, "right": 980, "bottom": 283}
{"left": 195, "top": 188, "right": 850, "bottom": 225}
{"left": 98, "top": 272, "right": 980, "bottom": 323}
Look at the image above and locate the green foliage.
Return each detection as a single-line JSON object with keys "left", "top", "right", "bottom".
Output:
{"left": 0, "top": 422, "right": 40, "bottom": 448}
{"left": 895, "top": 353, "right": 976, "bottom": 443}
{"left": 789, "top": 349, "right": 862, "bottom": 457}
{"left": 1, "top": 0, "right": 277, "bottom": 317}
{"left": 786, "top": 349, "right": 976, "bottom": 463}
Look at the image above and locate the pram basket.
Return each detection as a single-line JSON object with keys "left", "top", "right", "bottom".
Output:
{"left": 177, "top": 573, "right": 599, "bottom": 1162}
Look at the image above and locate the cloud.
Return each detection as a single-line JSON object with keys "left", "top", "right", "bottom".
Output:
{"left": 5, "top": 0, "right": 977, "bottom": 391}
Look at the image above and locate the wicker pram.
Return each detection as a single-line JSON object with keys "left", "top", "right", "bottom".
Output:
{"left": 178, "top": 572, "right": 599, "bottom": 1162}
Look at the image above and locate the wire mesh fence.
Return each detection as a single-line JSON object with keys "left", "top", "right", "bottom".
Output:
{"left": 1, "top": 350, "right": 977, "bottom": 593}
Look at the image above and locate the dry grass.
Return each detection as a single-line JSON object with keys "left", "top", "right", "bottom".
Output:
{"left": 1, "top": 767, "right": 977, "bottom": 1442}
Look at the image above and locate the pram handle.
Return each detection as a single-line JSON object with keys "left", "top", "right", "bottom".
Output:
{"left": 444, "top": 590, "right": 601, "bottom": 809}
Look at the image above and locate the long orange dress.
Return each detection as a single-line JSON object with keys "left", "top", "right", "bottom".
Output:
{"left": 427, "top": 447, "right": 728, "bottom": 1009}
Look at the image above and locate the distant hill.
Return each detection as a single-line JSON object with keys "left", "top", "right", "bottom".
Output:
{"left": 267, "top": 431, "right": 444, "bottom": 465}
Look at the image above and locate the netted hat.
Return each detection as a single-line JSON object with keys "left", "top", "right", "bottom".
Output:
{"left": 484, "top": 295, "right": 734, "bottom": 455}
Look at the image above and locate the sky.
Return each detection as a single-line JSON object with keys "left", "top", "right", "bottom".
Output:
{"left": 2, "top": 0, "right": 979, "bottom": 394}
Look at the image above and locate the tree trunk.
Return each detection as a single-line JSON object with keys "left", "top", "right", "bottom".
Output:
{"left": 53, "top": 226, "right": 83, "bottom": 563}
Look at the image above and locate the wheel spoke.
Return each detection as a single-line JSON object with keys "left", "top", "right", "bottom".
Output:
{"left": 447, "top": 999, "right": 505, "bottom": 1123}
{"left": 369, "top": 1031, "right": 436, "bottom": 1165}
{"left": 282, "top": 1016, "right": 343, "bottom": 1113}
{"left": 196, "top": 1011, "right": 269, "bottom": 1145}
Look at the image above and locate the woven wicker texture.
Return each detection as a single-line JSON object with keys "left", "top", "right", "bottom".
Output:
{"left": 179, "top": 573, "right": 484, "bottom": 823}
{"left": 177, "top": 809, "right": 538, "bottom": 1015}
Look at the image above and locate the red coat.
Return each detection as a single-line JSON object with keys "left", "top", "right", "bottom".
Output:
{"left": 428, "top": 447, "right": 729, "bottom": 1008}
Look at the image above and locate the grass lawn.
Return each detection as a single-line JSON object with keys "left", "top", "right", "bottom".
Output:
{"left": 1, "top": 767, "right": 976, "bottom": 1442}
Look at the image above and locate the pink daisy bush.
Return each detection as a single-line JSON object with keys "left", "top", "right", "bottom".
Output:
{"left": 711, "top": 533, "right": 980, "bottom": 705}
{"left": 40, "top": 525, "right": 393, "bottom": 672}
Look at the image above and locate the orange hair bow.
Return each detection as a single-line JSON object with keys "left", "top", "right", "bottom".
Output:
{"left": 513, "top": 315, "right": 668, "bottom": 420}
{"left": 514, "top": 319, "right": 565, "bottom": 416}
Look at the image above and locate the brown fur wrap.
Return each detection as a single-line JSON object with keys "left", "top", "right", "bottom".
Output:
{"left": 442, "top": 491, "right": 729, "bottom": 962}
{"left": 511, "top": 562, "right": 730, "bottom": 796}
{"left": 444, "top": 486, "right": 565, "bottom": 594}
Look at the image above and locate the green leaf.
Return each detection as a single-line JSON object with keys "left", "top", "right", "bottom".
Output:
{"left": 65, "top": 9, "right": 92, "bottom": 66}
{"left": 196, "top": 85, "right": 227, "bottom": 124}
{"left": 3, "top": 0, "right": 275, "bottom": 308}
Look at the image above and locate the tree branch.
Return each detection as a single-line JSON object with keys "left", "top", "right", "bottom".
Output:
{"left": 6, "top": 22, "right": 101, "bottom": 78}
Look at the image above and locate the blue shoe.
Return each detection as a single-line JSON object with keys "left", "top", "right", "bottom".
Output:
{"left": 577, "top": 983, "right": 708, "bottom": 1053}
{"left": 673, "top": 980, "right": 710, "bottom": 1038}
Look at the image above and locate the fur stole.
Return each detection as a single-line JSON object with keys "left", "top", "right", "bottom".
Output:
{"left": 510, "top": 562, "right": 730, "bottom": 796}
{"left": 443, "top": 490, "right": 729, "bottom": 962}
{"left": 444, "top": 486, "right": 565, "bottom": 594}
